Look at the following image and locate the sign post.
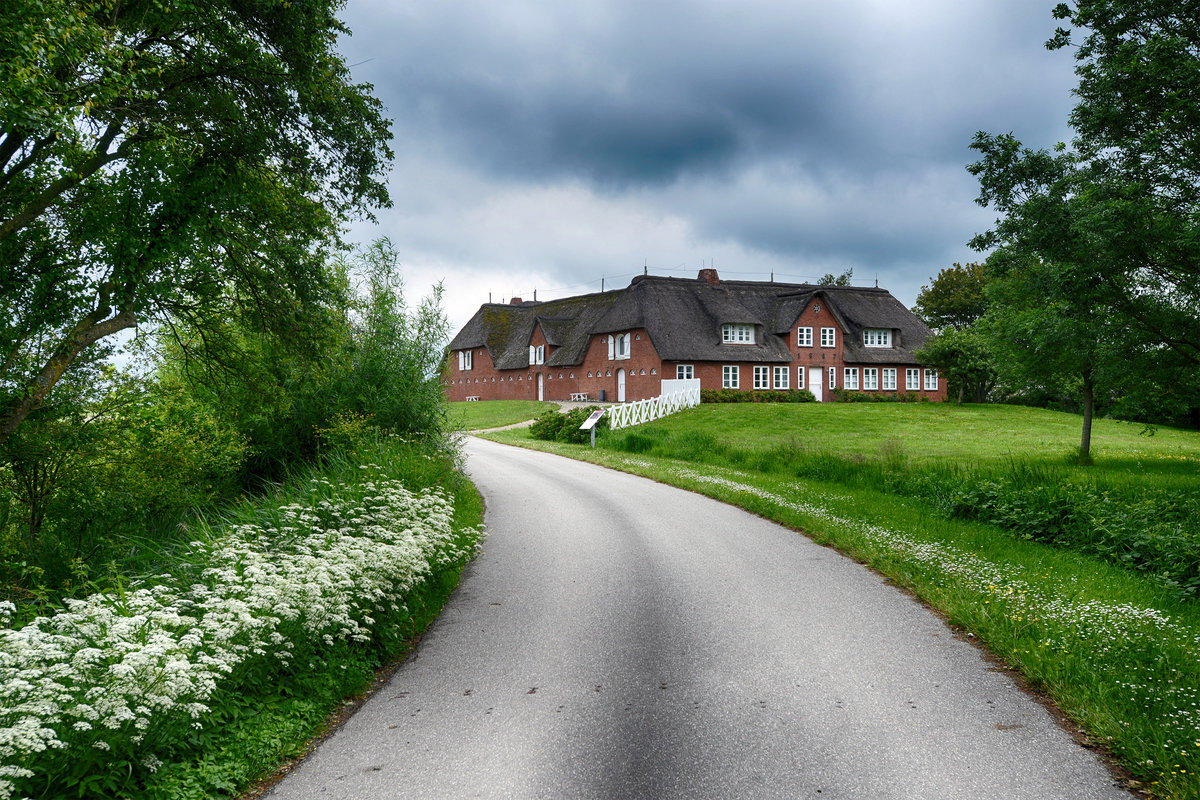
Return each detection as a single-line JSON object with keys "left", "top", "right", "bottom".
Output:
{"left": 578, "top": 408, "right": 605, "bottom": 448}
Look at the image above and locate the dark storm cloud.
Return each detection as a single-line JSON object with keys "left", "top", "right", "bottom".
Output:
{"left": 338, "top": 0, "right": 1080, "bottom": 324}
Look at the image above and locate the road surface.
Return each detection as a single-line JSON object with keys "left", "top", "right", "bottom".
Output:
{"left": 266, "top": 437, "right": 1129, "bottom": 799}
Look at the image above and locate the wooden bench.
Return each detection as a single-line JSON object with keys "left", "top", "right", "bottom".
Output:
{"left": 465, "top": 396, "right": 480, "bottom": 402}
{"left": 569, "top": 392, "right": 590, "bottom": 401}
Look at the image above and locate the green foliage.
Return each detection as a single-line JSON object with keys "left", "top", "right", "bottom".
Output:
{"left": 912, "top": 262, "right": 990, "bottom": 331}
{"left": 0, "top": 0, "right": 393, "bottom": 447}
{"left": 816, "top": 267, "right": 854, "bottom": 286}
{"left": 529, "top": 405, "right": 608, "bottom": 444}
{"left": 700, "top": 389, "right": 815, "bottom": 403}
{"left": 914, "top": 325, "right": 997, "bottom": 405}
{"left": 968, "top": 0, "right": 1200, "bottom": 437}
{"left": 828, "top": 389, "right": 924, "bottom": 403}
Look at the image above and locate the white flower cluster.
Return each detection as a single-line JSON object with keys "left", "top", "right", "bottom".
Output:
{"left": 0, "top": 476, "right": 479, "bottom": 799}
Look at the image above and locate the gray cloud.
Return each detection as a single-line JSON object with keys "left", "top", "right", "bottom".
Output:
{"left": 340, "top": 0, "right": 1080, "bottom": 328}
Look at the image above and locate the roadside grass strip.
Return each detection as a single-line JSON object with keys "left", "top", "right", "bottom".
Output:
{"left": 0, "top": 467, "right": 482, "bottom": 800}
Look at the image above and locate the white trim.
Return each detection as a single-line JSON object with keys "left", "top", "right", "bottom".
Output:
{"left": 722, "top": 365, "right": 740, "bottom": 388}
{"left": 820, "top": 327, "right": 836, "bottom": 347}
{"left": 797, "top": 326, "right": 813, "bottom": 347}
{"left": 773, "top": 365, "right": 789, "bottom": 390}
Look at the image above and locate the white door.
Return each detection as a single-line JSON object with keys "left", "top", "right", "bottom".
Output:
{"left": 809, "top": 367, "right": 823, "bottom": 402}
{"left": 537, "top": 373, "right": 544, "bottom": 401}
{"left": 617, "top": 369, "right": 626, "bottom": 402}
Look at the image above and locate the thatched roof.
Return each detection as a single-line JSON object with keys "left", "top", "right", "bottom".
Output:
{"left": 448, "top": 272, "right": 932, "bottom": 368}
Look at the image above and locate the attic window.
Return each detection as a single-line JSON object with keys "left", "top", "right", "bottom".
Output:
{"left": 721, "top": 323, "right": 755, "bottom": 344}
{"left": 813, "top": 304, "right": 821, "bottom": 313}
{"left": 863, "top": 329, "right": 892, "bottom": 347}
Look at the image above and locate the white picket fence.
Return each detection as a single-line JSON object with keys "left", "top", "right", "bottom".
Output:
{"left": 606, "top": 378, "right": 701, "bottom": 430}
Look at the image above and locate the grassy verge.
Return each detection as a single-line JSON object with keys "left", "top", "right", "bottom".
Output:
{"left": 480, "top": 406, "right": 1200, "bottom": 799}
{"left": 1, "top": 433, "right": 483, "bottom": 800}
{"left": 448, "top": 399, "right": 558, "bottom": 430}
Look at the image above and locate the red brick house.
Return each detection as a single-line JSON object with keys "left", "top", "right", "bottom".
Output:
{"left": 444, "top": 269, "right": 946, "bottom": 403}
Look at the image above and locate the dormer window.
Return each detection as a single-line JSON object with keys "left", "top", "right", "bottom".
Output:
{"left": 722, "top": 323, "right": 755, "bottom": 344}
{"left": 608, "top": 333, "right": 631, "bottom": 360}
{"left": 863, "top": 329, "right": 892, "bottom": 348}
{"left": 458, "top": 350, "right": 473, "bottom": 370}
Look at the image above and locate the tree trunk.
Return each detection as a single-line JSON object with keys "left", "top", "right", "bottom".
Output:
{"left": 1079, "top": 370, "right": 1095, "bottom": 464}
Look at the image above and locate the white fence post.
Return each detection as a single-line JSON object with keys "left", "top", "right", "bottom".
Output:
{"left": 607, "top": 378, "right": 700, "bottom": 430}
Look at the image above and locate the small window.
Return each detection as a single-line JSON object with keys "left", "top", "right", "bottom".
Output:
{"left": 774, "top": 366, "right": 789, "bottom": 390}
{"left": 676, "top": 364, "right": 694, "bottom": 380}
{"left": 797, "top": 327, "right": 813, "bottom": 347}
{"left": 863, "top": 329, "right": 892, "bottom": 348}
{"left": 536, "top": 345, "right": 545, "bottom": 365}
{"left": 820, "top": 327, "right": 836, "bottom": 347}
{"left": 924, "top": 369, "right": 939, "bottom": 391}
{"left": 651, "top": 368, "right": 657, "bottom": 375}
{"left": 753, "top": 365, "right": 770, "bottom": 389}
{"left": 863, "top": 368, "right": 878, "bottom": 390}
{"left": 906, "top": 368, "right": 920, "bottom": 391}
{"left": 639, "top": 369, "right": 646, "bottom": 375}
{"left": 796, "top": 367, "right": 805, "bottom": 389}
{"left": 829, "top": 367, "right": 836, "bottom": 390}
{"left": 723, "top": 365, "right": 739, "bottom": 389}
{"left": 588, "top": 371, "right": 593, "bottom": 378}
{"left": 615, "top": 332, "right": 631, "bottom": 360}
{"left": 722, "top": 324, "right": 755, "bottom": 344}
{"left": 844, "top": 368, "right": 859, "bottom": 390}
{"left": 882, "top": 368, "right": 897, "bottom": 391}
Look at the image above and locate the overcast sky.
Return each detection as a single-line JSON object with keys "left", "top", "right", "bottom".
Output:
{"left": 338, "top": 0, "right": 1079, "bottom": 333}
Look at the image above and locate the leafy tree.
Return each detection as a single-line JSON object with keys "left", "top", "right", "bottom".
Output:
{"left": 914, "top": 327, "right": 997, "bottom": 405}
{"left": 0, "top": 0, "right": 393, "bottom": 447}
{"left": 913, "top": 262, "right": 989, "bottom": 331}
{"left": 817, "top": 268, "right": 854, "bottom": 286}
{"left": 969, "top": 1, "right": 1200, "bottom": 373}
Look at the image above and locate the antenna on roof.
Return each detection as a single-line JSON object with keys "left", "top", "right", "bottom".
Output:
{"left": 643, "top": 262, "right": 648, "bottom": 276}
{"left": 875, "top": 274, "right": 879, "bottom": 288}
{"left": 601, "top": 277, "right": 605, "bottom": 292}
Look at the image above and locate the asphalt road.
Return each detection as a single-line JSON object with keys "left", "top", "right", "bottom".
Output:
{"left": 265, "top": 437, "right": 1130, "bottom": 799}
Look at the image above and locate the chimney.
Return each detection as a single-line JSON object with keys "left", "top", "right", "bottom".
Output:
{"left": 698, "top": 268, "right": 720, "bottom": 286}
{"left": 509, "top": 297, "right": 523, "bottom": 304}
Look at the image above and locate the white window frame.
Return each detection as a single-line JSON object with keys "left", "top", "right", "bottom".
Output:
{"left": 820, "top": 327, "right": 836, "bottom": 347}
{"left": 536, "top": 344, "right": 545, "bottom": 365}
{"left": 924, "top": 369, "right": 939, "bottom": 391}
{"left": 753, "top": 365, "right": 770, "bottom": 389}
{"left": 906, "top": 368, "right": 920, "bottom": 391}
{"left": 773, "top": 366, "right": 789, "bottom": 389}
{"left": 796, "top": 366, "right": 805, "bottom": 389}
{"left": 607, "top": 335, "right": 614, "bottom": 360}
{"left": 863, "top": 328, "right": 892, "bottom": 348}
{"left": 676, "top": 364, "right": 694, "bottom": 380}
{"left": 458, "top": 350, "right": 473, "bottom": 371}
{"left": 723, "top": 365, "right": 739, "bottom": 389}
{"left": 828, "top": 367, "right": 837, "bottom": 390}
{"left": 863, "top": 367, "right": 879, "bottom": 390}
{"left": 615, "top": 332, "right": 631, "bottom": 360}
{"left": 797, "top": 326, "right": 813, "bottom": 347}
{"left": 722, "top": 323, "right": 755, "bottom": 344}
{"left": 882, "top": 367, "right": 897, "bottom": 391}
{"left": 529, "top": 344, "right": 536, "bottom": 365}
{"left": 844, "top": 368, "right": 859, "bottom": 390}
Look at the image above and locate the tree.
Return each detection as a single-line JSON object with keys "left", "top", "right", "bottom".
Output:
{"left": 913, "top": 262, "right": 989, "bottom": 331}
{"left": 0, "top": 0, "right": 393, "bottom": 448}
{"left": 981, "top": 252, "right": 1124, "bottom": 462}
{"left": 817, "top": 268, "right": 854, "bottom": 286}
{"left": 914, "top": 327, "right": 997, "bottom": 405}
{"left": 970, "top": 1, "right": 1200, "bottom": 371}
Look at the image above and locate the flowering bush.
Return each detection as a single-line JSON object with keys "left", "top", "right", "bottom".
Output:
{"left": 0, "top": 468, "right": 481, "bottom": 799}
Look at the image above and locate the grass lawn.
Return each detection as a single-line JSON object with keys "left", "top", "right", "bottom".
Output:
{"left": 447, "top": 400, "right": 558, "bottom": 431}
{"left": 631, "top": 402, "right": 1200, "bottom": 478}
{"left": 479, "top": 402, "right": 1200, "bottom": 798}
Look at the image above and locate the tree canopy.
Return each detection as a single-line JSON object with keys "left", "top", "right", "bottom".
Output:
{"left": 0, "top": 0, "right": 393, "bottom": 446}
{"left": 912, "top": 262, "right": 989, "bottom": 332}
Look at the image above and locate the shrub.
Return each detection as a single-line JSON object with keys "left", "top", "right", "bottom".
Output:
{"left": 529, "top": 406, "right": 608, "bottom": 444}
{"left": 701, "top": 389, "right": 815, "bottom": 403}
